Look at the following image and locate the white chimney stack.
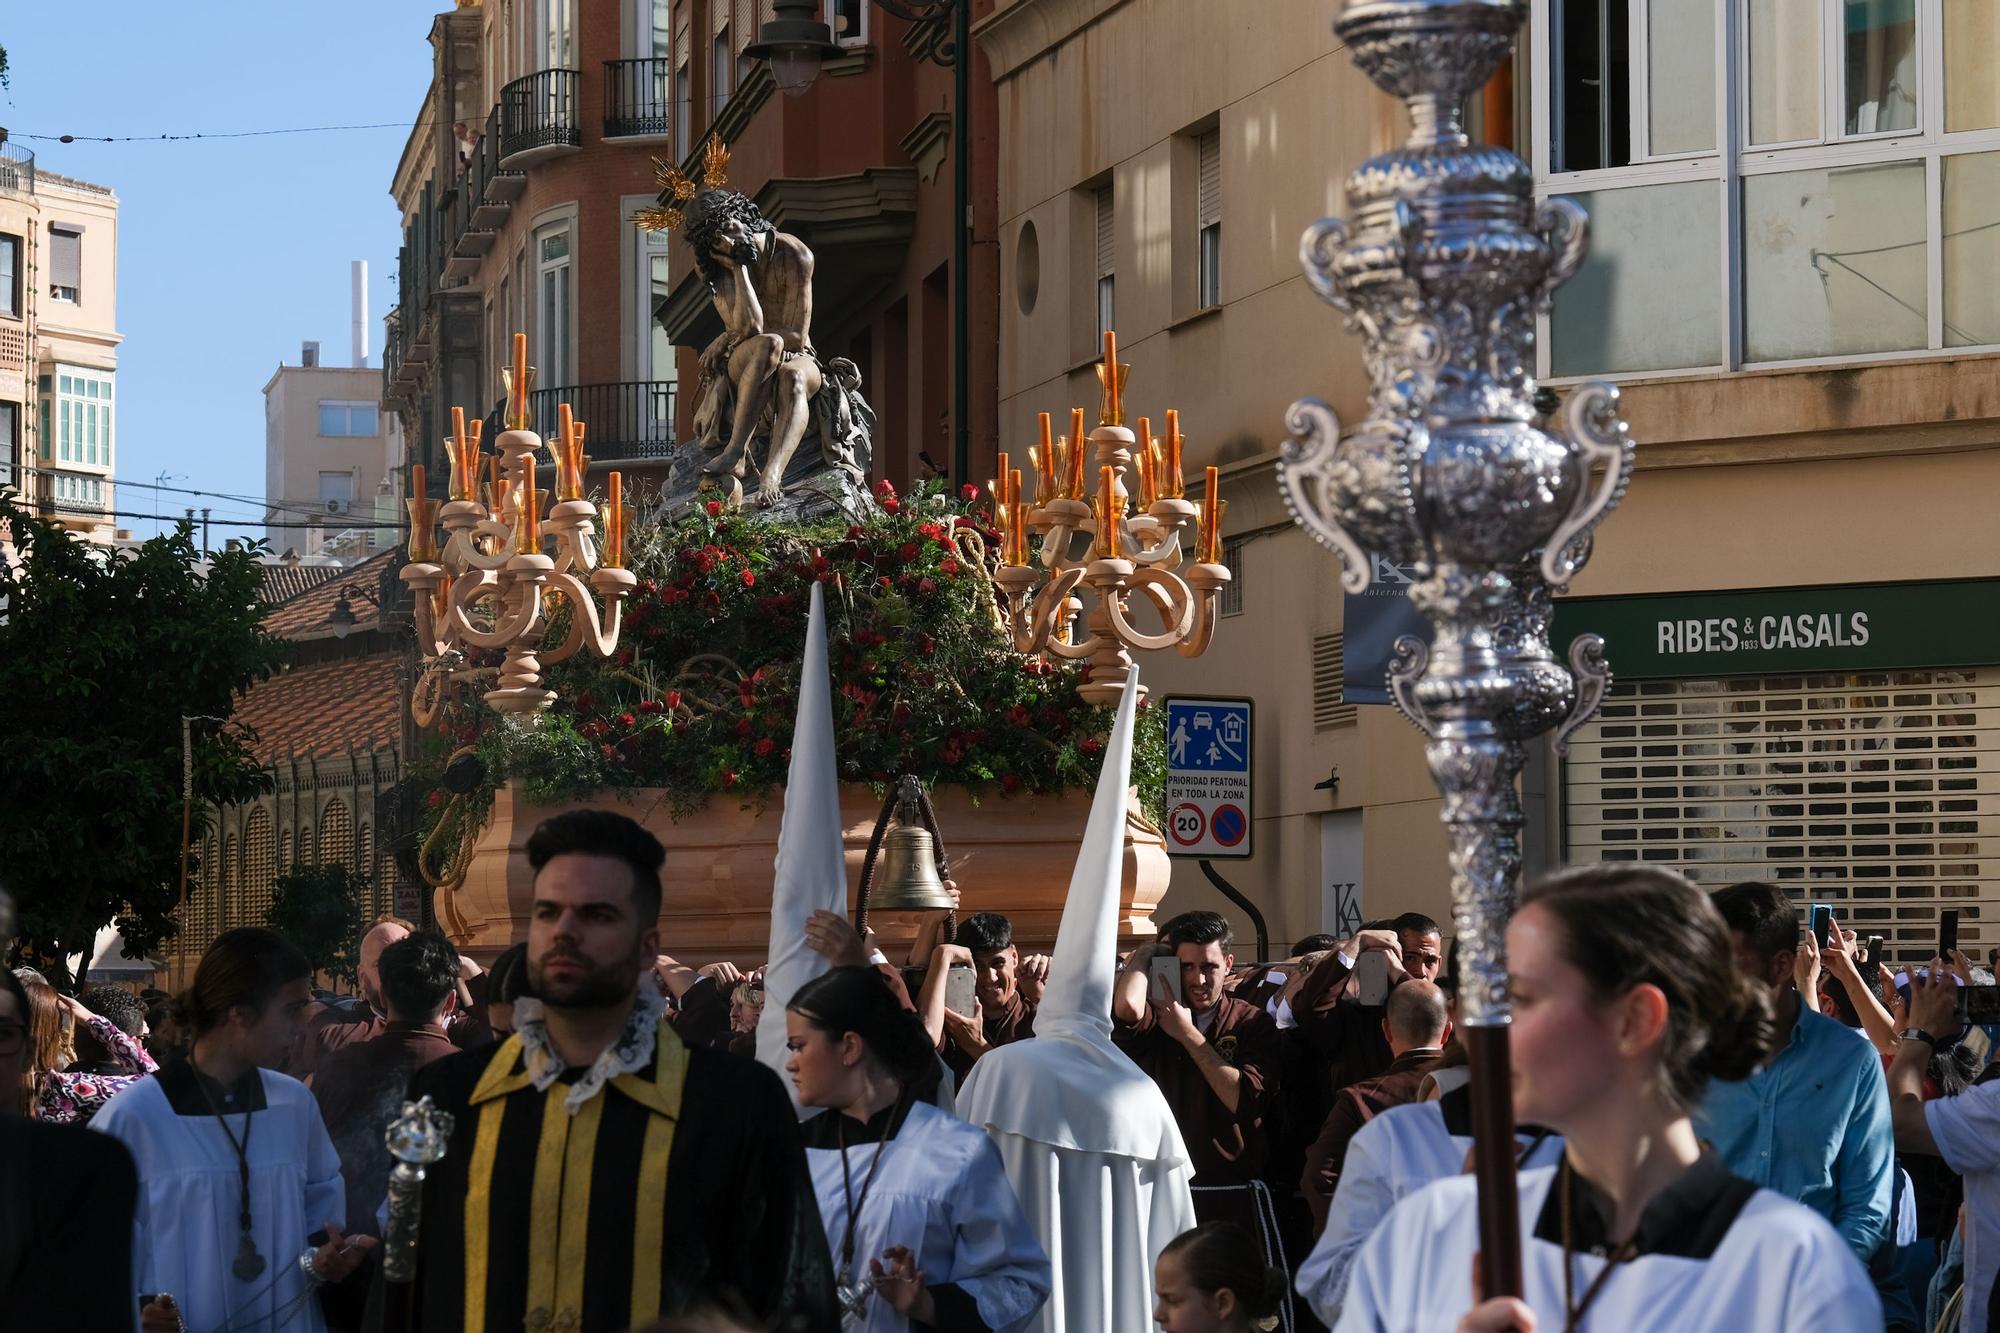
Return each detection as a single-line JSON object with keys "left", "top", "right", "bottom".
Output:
{"left": 351, "top": 260, "right": 369, "bottom": 368}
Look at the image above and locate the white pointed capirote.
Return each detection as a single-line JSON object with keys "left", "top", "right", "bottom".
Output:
{"left": 755, "top": 581, "right": 849, "bottom": 1102}
{"left": 957, "top": 672, "right": 1197, "bottom": 1333}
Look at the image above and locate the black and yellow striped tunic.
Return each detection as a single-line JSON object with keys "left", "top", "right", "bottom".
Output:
{"left": 383, "top": 1019, "right": 839, "bottom": 1332}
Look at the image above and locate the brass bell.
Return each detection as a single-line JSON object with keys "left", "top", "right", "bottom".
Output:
{"left": 861, "top": 776, "right": 956, "bottom": 915}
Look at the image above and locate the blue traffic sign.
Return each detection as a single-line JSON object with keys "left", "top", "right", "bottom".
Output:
{"left": 1166, "top": 699, "right": 1251, "bottom": 774}
{"left": 1162, "top": 696, "right": 1253, "bottom": 859}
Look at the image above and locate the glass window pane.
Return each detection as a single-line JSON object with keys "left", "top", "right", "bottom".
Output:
{"left": 1750, "top": 0, "right": 1821, "bottom": 144}
{"left": 1550, "top": 182, "right": 1723, "bottom": 375}
{"left": 1646, "top": 0, "right": 1715, "bottom": 155}
{"left": 319, "top": 404, "right": 344, "bottom": 435}
{"left": 1743, "top": 161, "right": 1927, "bottom": 361}
{"left": 1944, "top": 152, "right": 2000, "bottom": 348}
{"left": 1946, "top": 1, "right": 2000, "bottom": 132}
{"left": 1844, "top": 0, "right": 1918, "bottom": 135}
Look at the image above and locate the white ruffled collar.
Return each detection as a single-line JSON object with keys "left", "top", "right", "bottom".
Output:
{"left": 512, "top": 982, "right": 666, "bottom": 1115}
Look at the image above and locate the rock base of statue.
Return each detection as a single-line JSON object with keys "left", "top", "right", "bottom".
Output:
{"left": 660, "top": 352, "right": 877, "bottom": 522}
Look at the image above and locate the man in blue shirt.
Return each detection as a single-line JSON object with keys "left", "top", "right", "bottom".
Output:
{"left": 1695, "top": 881, "right": 1894, "bottom": 1263}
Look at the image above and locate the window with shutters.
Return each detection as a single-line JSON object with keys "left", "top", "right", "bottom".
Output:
{"left": 1094, "top": 185, "right": 1115, "bottom": 342}
{"left": 49, "top": 365, "right": 113, "bottom": 469}
{"left": 244, "top": 808, "right": 276, "bottom": 925}
{"left": 0, "top": 233, "right": 19, "bottom": 319}
{"left": 1563, "top": 670, "right": 1999, "bottom": 964}
{"left": 826, "top": 0, "right": 867, "bottom": 45}
{"left": 712, "top": 24, "right": 732, "bottom": 118}
{"left": 1197, "top": 128, "right": 1222, "bottom": 309}
{"left": 48, "top": 224, "right": 82, "bottom": 303}
{"left": 1315, "top": 632, "right": 1358, "bottom": 729}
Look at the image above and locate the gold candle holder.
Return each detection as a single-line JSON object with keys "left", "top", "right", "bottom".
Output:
{"left": 487, "top": 455, "right": 509, "bottom": 518}
{"left": 1008, "top": 468, "right": 1026, "bottom": 565}
{"left": 447, "top": 407, "right": 484, "bottom": 500}
{"left": 1200, "top": 465, "right": 1225, "bottom": 563}
{"left": 517, "top": 468, "right": 541, "bottom": 554}
{"left": 406, "top": 463, "right": 437, "bottom": 561}
{"left": 1066, "top": 407, "right": 1088, "bottom": 498}
{"left": 1096, "top": 330, "right": 1131, "bottom": 426}
{"left": 1135, "top": 417, "right": 1159, "bottom": 508}
{"left": 500, "top": 331, "right": 535, "bottom": 432}
{"left": 606, "top": 472, "right": 625, "bottom": 567}
{"left": 1165, "top": 409, "right": 1185, "bottom": 499}
{"left": 1031, "top": 412, "right": 1054, "bottom": 502}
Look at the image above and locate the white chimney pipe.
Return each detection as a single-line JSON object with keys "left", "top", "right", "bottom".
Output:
{"left": 351, "top": 260, "right": 369, "bottom": 368}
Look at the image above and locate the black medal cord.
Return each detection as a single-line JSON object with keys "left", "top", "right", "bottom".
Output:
{"left": 191, "top": 1072, "right": 260, "bottom": 1275}
{"left": 1559, "top": 1156, "right": 1637, "bottom": 1333}
{"left": 836, "top": 1095, "right": 910, "bottom": 1278}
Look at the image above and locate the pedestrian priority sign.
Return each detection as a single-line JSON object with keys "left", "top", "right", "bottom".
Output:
{"left": 1163, "top": 696, "right": 1253, "bottom": 859}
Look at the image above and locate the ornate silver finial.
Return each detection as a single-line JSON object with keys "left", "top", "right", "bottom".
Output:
{"left": 381, "top": 1096, "right": 455, "bottom": 1283}
{"left": 1278, "top": 0, "right": 1634, "bottom": 1030}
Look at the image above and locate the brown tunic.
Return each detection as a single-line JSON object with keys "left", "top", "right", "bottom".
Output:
{"left": 1301, "top": 1047, "right": 1441, "bottom": 1230}
{"left": 1113, "top": 993, "right": 1282, "bottom": 1184}
{"left": 1292, "top": 951, "right": 1395, "bottom": 1096}
{"left": 942, "top": 989, "right": 1038, "bottom": 1084}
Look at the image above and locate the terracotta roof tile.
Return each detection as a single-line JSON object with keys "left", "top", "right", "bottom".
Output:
{"left": 264, "top": 549, "right": 401, "bottom": 641}
{"left": 233, "top": 654, "right": 403, "bottom": 765}
{"left": 259, "top": 564, "right": 343, "bottom": 607}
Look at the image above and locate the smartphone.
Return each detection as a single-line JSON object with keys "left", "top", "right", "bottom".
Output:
{"left": 943, "top": 964, "right": 977, "bottom": 1018}
{"left": 1355, "top": 950, "right": 1391, "bottom": 1007}
{"left": 1810, "top": 905, "right": 1833, "bottom": 951}
{"left": 1149, "top": 954, "right": 1184, "bottom": 1006}
{"left": 1942, "top": 909, "right": 1960, "bottom": 959}
{"left": 1864, "top": 936, "right": 1884, "bottom": 967}
{"left": 1965, "top": 985, "right": 2000, "bottom": 1027}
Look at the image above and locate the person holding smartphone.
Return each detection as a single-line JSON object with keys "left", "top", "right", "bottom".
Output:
{"left": 1112, "top": 911, "right": 1283, "bottom": 1213}
{"left": 1286, "top": 914, "right": 1445, "bottom": 1098}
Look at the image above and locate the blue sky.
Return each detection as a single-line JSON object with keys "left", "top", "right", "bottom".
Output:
{"left": 4, "top": 4, "right": 433, "bottom": 540}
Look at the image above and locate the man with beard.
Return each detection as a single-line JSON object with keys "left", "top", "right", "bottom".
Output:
{"left": 920, "top": 911, "right": 1046, "bottom": 1084}
{"left": 381, "top": 810, "right": 837, "bottom": 1332}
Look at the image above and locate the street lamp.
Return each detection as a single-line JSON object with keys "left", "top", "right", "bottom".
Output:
{"left": 326, "top": 584, "right": 380, "bottom": 641}
{"left": 747, "top": 0, "right": 974, "bottom": 491}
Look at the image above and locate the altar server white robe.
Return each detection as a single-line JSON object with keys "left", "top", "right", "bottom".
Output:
{"left": 94, "top": 1065, "right": 344, "bottom": 1333}
{"left": 804, "top": 1098, "right": 1050, "bottom": 1332}
{"left": 1297, "top": 1091, "right": 1563, "bottom": 1324}
{"left": 1335, "top": 1159, "right": 1880, "bottom": 1333}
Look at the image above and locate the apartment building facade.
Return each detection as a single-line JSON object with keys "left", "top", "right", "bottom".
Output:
{"left": 976, "top": 0, "right": 2000, "bottom": 962}
{"left": 0, "top": 142, "right": 125, "bottom": 543}
{"left": 264, "top": 346, "right": 405, "bottom": 561}
{"left": 384, "top": 0, "right": 999, "bottom": 503}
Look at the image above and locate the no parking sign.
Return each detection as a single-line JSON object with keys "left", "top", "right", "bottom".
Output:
{"left": 1162, "top": 696, "right": 1253, "bottom": 859}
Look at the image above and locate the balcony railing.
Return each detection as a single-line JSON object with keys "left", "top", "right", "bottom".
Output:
{"left": 604, "top": 59, "right": 674, "bottom": 139}
{"left": 0, "top": 141, "right": 34, "bottom": 196}
{"left": 499, "top": 69, "right": 581, "bottom": 163}
{"left": 485, "top": 382, "right": 680, "bottom": 463}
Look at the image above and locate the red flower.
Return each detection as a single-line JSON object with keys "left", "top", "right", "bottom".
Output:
{"left": 738, "top": 718, "right": 754, "bottom": 736}
{"left": 754, "top": 738, "right": 776, "bottom": 757}
{"left": 426, "top": 790, "right": 443, "bottom": 809}
{"left": 1007, "top": 705, "right": 1032, "bottom": 727}
{"left": 616, "top": 648, "right": 635, "bottom": 666}
{"left": 918, "top": 578, "right": 937, "bottom": 595}
{"left": 600, "top": 743, "right": 618, "bottom": 760}
{"left": 706, "top": 500, "right": 723, "bottom": 517}
{"left": 918, "top": 635, "right": 936, "bottom": 655}
{"left": 847, "top": 525, "right": 866, "bottom": 540}
{"left": 881, "top": 497, "right": 901, "bottom": 515}
{"left": 1082, "top": 737, "right": 1103, "bottom": 755}
{"left": 665, "top": 690, "right": 683, "bottom": 710}
{"left": 638, "top": 699, "right": 661, "bottom": 715}
{"left": 960, "top": 483, "right": 980, "bottom": 502}
{"left": 874, "top": 478, "right": 898, "bottom": 500}
{"left": 876, "top": 576, "right": 892, "bottom": 591}
{"left": 939, "top": 558, "right": 961, "bottom": 577}
{"left": 722, "top": 769, "right": 739, "bottom": 788}
{"left": 741, "top": 569, "right": 756, "bottom": 588}
{"left": 918, "top": 522, "right": 946, "bottom": 541}
{"left": 613, "top": 712, "right": 632, "bottom": 728}
{"left": 898, "top": 542, "right": 919, "bottom": 561}
{"left": 1002, "top": 773, "right": 1022, "bottom": 794}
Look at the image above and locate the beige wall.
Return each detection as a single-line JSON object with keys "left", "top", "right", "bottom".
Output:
{"left": 980, "top": 0, "right": 2000, "bottom": 957}
{"left": 264, "top": 364, "right": 403, "bottom": 560}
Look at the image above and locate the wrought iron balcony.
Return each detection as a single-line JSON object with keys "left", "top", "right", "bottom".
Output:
{"left": 499, "top": 69, "right": 581, "bottom": 165}
{"left": 484, "top": 381, "right": 680, "bottom": 463}
{"left": 0, "top": 142, "right": 33, "bottom": 196}
{"left": 604, "top": 59, "right": 675, "bottom": 139}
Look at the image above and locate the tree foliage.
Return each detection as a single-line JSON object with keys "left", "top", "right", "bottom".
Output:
{"left": 267, "top": 862, "right": 366, "bottom": 985}
{"left": 0, "top": 499, "right": 286, "bottom": 983}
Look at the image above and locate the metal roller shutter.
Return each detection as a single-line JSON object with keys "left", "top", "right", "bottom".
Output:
{"left": 1562, "top": 668, "right": 1998, "bottom": 964}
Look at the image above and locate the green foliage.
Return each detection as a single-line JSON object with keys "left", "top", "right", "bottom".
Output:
{"left": 267, "top": 862, "right": 367, "bottom": 985}
{"left": 422, "top": 482, "right": 1166, "bottom": 831}
{"left": 0, "top": 497, "right": 287, "bottom": 981}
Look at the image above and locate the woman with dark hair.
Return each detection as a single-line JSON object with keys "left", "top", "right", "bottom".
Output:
{"left": 785, "top": 965, "right": 1050, "bottom": 1331}
{"left": 1337, "top": 866, "right": 1880, "bottom": 1332}
{"left": 1153, "top": 1222, "right": 1286, "bottom": 1332}
{"left": 93, "top": 927, "right": 377, "bottom": 1333}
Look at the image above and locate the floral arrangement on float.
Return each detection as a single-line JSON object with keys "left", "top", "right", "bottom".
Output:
{"left": 413, "top": 478, "right": 1167, "bottom": 856}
